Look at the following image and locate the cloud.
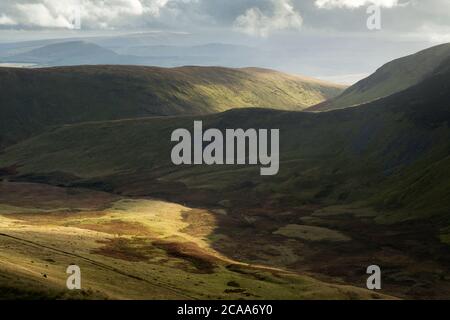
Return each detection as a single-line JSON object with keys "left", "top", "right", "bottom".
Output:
{"left": 14, "top": 2, "right": 76, "bottom": 28}
{"left": 314, "top": 0, "right": 407, "bottom": 9}
{"left": 0, "top": 14, "right": 16, "bottom": 26}
{"left": 81, "top": 0, "right": 167, "bottom": 29}
{"left": 234, "top": 0, "right": 303, "bottom": 37}
{"left": 0, "top": 0, "right": 170, "bottom": 29}
{"left": 0, "top": 0, "right": 447, "bottom": 43}
{"left": 415, "top": 23, "right": 450, "bottom": 43}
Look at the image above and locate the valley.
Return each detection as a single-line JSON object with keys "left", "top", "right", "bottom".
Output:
{"left": 0, "top": 181, "right": 388, "bottom": 300}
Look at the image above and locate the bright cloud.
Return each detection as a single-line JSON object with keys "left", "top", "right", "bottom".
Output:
{"left": 0, "top": 0, "right": 447, "bottom": 41}
{"left": 416, "top": 23, "right": 450, "bottom": 43}
{"left": 0, "top": 14, "right": 16, "bottom": 26}
{"left": 0, "top": 0, "right": 170, "bottom": 29}
{"left": 314, "top": 0, "right": 406, "bottom": 9}
{"left": 234, "top": 0, "right": 302, "bottom": 37}
{"left": 14, "top": 2, "right": 76, "bottom": 28}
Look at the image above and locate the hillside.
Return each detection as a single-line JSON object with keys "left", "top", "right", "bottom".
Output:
{"left": 0, "top": 65, "right": 344, "bottom": 148}
{"left": 1, "top": 57, "right": 449, "bottom": 299}
{"left": 309, "top": 43, "right": 450, "bottom": 111}
{"left": 0, "top": 180, "right": 392, "bottom": 300}
{"left": 2, "top": 66, "right": 449, "bottom": 219}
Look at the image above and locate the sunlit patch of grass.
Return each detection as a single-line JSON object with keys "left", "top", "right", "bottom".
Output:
{"left": 0, "top": 183, "right": 391, "bottom": 300}
{"left": 274, "top": 224, "right": 351, "bottom": 242}
{"left": 439, "top": 234, "right": 450, "bottom": 245}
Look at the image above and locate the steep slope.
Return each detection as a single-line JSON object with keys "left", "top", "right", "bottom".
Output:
{"left": 309, "top": 43, "right": 450, "bottom": 111}
{"left": 0, "top": 65, "right": 344, "bottom": 149}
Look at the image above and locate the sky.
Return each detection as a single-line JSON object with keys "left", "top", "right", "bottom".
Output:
{"left": 0, "top": 0, "right": 449, "bottom": 83}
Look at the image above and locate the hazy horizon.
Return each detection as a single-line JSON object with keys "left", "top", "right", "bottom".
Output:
{"left": 1, "top": 1, "right": 449, "bottom": 84}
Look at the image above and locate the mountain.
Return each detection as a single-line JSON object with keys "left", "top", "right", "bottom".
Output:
{"left": 115, "top": 43, "right": 258, "bottom": 57}
{"left": 0, "top": 65, "right": 344, "bottom": 148}
{"left": 2, "top": 41, "right": 122, "bottom": 66}
{"left": 111, "top": 43, "right": 265, "bottom": 68}
{"left": 0, "top": 41, "right": 270, "bottom": 69}
{"left": 308, "top": 43, "right": 450, "bottom": 111}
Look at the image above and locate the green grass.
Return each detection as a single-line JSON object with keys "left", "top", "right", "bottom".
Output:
{"left": 273, "top": 224, "right": 351, "bottom": 242}
{"left": 0, "top": 185, "right": 389, "bottom": 300}
{"left": 439, "top": 234, "right": 450, "bottom": 245}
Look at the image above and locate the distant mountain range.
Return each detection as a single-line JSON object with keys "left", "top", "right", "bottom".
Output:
{"left": 114, "top": 43, "right": 259, "bottom": 58}
{"left": 1, "top": 41, "right": 146, "bottom": 66}
{"left": 0, "top": 32, "right": 432, "bottom": 83}
{"left": 4, "top": 41, "right": 121, "bottom": 65}
{"left": 308, "top": 43, "right": 450, "bottom": 111}
{"left": 0, "top": 40, "right": 267, "bottom": 69}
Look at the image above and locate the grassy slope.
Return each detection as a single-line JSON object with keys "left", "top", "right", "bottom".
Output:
{"left": 0, "top": 182, "right": 387, "bottom": 300}
{"left": 309, "top": 43, "right": 450, "bottom": 111}
{"left": 1, "top": 59, "right": 449, "bottom": 223}
{"left": 0, "top": 65, "right": 344, "bottom": 148}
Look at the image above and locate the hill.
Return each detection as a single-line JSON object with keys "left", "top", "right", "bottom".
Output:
{"left": 0, "top": 65, "right": 344, "bottom": 148}
{"left": 309, "top": 43, "right": 450, "bottom": 111}
{"left": 2, "top": 66, "right": 448, "bottom": 219}
{"left": 2, "top": 41, "right": 122, "bottom": 66}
